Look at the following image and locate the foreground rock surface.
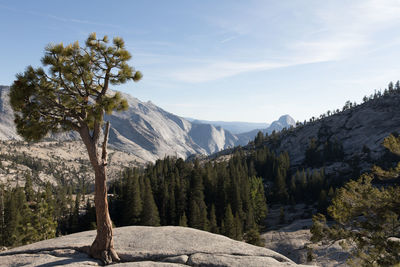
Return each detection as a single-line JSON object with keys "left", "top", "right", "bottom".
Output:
{"left": 262, "top": 219, "right": 348, "bottom": 266}
{"left": 0, "top": 226, "right": 313, "bottom": 266}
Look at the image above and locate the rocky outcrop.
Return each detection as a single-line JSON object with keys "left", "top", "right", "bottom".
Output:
{"left": 0, "top": 226, "right": 312, "bottom": 266}
{"left": 262, "top": 219, "right": 349, "bottom": 266}
{"left": 271, "top": 95, "right": 400, "bottom": 168}
{"left": 188, "top": 123, "right": 238, "bottom": 154}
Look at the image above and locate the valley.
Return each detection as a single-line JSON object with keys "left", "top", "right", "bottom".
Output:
{"left": 1, "top": 83, "right": 400, "bottom": 266}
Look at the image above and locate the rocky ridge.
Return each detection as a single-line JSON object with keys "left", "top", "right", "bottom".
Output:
{"left": 0, "top": 85, "right": 237, "bottom": 162}
{"left": 212, "top": 93, "right": 400, "bottom": 179}
{"left": 271, "top": 94, "right": 400, "bottom": 169}
{"left": 0, "top": 226, "right": 312, "bottom": 267}
{"left": 0, "top": 85, "right": 294, "bottom": 162}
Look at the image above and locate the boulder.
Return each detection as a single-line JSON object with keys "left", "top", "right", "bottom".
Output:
{"left": 0, "top": 226, "right": 312, "bottom": 266}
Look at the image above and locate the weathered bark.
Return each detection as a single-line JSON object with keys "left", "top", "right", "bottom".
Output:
{"left": 79, "top": 122, "right": 119, "bottom": 264}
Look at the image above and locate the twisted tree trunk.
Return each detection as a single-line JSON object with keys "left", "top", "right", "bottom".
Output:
{"left": 80, "top": 122, "right": 119, "bottom": 264}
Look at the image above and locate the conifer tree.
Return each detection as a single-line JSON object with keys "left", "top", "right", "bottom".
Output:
{"left": 179, "top": 212, "right": 188, "bottom": 227}
{"left": 5, "top": 188, "right": 24, "bottom": 246}
{"left": 24, "top": 173, "right": 34, "bottom": 202}
{"left": 234, "top": 213, "right": 243, "bottom": 240}
{"left": 71, "top": 193, "right": 81, "bottom": 232}
{"left": 188, "top": 171, "right": 208, "bottom": 230}
{"left": 140, "top": 179, "right": 160, "bottom": 226}
{"left": 81, "top": 199, "right": 97, "bottom": 230}
{"left": 274, "top": 168, "right": 288, "bottom": 203}
{"left": 222, "top": 205, "right": 235, "bottom": 239}
{"left": 0, "top": 185, "right": 5, "bottom": 246}
{"left": 249, "top": 176, "right": 268, "bottom": 224}
{"left": 9, "top": 33, "right": 142, "bottom": 263}
{"left": 317, "top": 190, "right": 327, "bottom": 213}
{"left": 245, "top": 205, "right": 256, "bottom": 232}
{"left": 244, "top": 228, "right": 264, "bottom": 247}
{"left": 254, "top": 131, "right": 264, "bottom": 146}
{"left": 305, "top": 138, "right": 320, "bottom": 166}
{"left": 32, "top": 197, "right": 57, "bottom": 241}
{"left": 279, "top": 207, "right": 285, "bottom": 225}
{"left": 189, "top": 201, "right": 202, "bottom": 229}
{"left": 167, "top": 184, "right": 176, "bottom": 225}
{"left": 209, "top": 204, "right": 219, "bottom": 234}
{"left": 122, "top": 172, "right": 142, "bottom": 225}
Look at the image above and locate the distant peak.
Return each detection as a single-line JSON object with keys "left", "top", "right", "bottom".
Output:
{"left": 278, "top": 114, "right": 295, "bottom": 124}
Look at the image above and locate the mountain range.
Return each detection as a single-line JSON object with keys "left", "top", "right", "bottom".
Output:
{"left": 0, "top": 85, "right": 295, "bottom": 162}
{"left": 186, "top": 118, "right": 269, "bottom": 134}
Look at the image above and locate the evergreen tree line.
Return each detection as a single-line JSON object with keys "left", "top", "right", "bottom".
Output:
{"left": 0, "top": 178, "right": 56, "bottom": 247}
{"left": 246, "top": 144, "right": 339, "bottom": 209}
{"left": 0, "top": 142, "right": 343, "bottom": 248}
{"left": 108, "top": 155, "right": 267, "bottom": 245}
{"left": 0, "top": 172, "right": 96, "bottom": 248}
{"left": 105, "top": 144, "right": 341, "bottom": 241}
{"left": 304, "top": 138, "right": 344, "bottom": 167}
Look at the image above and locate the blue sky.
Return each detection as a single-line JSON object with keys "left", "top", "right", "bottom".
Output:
{"left": 1, "top": 0, "right": 400, "bottom": 123}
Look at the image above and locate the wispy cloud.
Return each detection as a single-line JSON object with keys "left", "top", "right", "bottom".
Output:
{"left": 289, "top": 38, "right": 367, "bottom": 63}
{"left": 0, "top": 4, "right": 119, "bottom": 28}
{"left": 47, "top": 15, "right": 119, "bottom": 28}
{"left": 291, "top": 0, "right": 400, "bottom": 62}
{"left": 170, "top": 57, "right": 326, "bottom": 83}
{"left": 220, "top": 35, "right": 240, "bottom": 44}
{"left": 168, "top": 0, "right": 400, "bottom": 83}
{"left": 170, "top": 60, "right": 277, "bottom": 83}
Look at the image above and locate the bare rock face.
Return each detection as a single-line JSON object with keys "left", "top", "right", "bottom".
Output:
{"left": 270, "top": 94, "right": 400, "bottom": 169}
{"left": 0, "top": 86, "right": 19, "bottom": 140}
{"left": 0, "top": 86, "right": 240, "bottom": 162}
{"left": 0, "top": 226, "right": 312, "bottom": 266}
{"left": 262, "top": 219, "right": 349, "bottom": 266}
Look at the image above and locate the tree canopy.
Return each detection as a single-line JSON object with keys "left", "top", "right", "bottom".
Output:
{"left": 10, "top": 33, "right": 141, "bottom": 141}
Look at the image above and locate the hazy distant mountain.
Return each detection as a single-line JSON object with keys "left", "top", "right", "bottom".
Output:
{"left": 186, "top": 118, "right": 269, "bottom": 134}
{"left": 267, "top": 115, "right": 296, "bottom": 133}
{"left": 236, "top": 115, "right": 296, "bottom": 145}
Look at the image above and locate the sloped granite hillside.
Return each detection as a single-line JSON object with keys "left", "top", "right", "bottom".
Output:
{"left": 273, "top": 94, "right": 400, "bottom": 168}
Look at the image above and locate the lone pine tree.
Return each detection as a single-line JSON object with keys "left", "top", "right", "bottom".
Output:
{"left": 9, "top": 33, "right": 142, "bottom": 264}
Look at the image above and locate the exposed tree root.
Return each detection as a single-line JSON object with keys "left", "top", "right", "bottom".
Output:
{"left": 89, "top": 243, "right": 120, "bottom": 265}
